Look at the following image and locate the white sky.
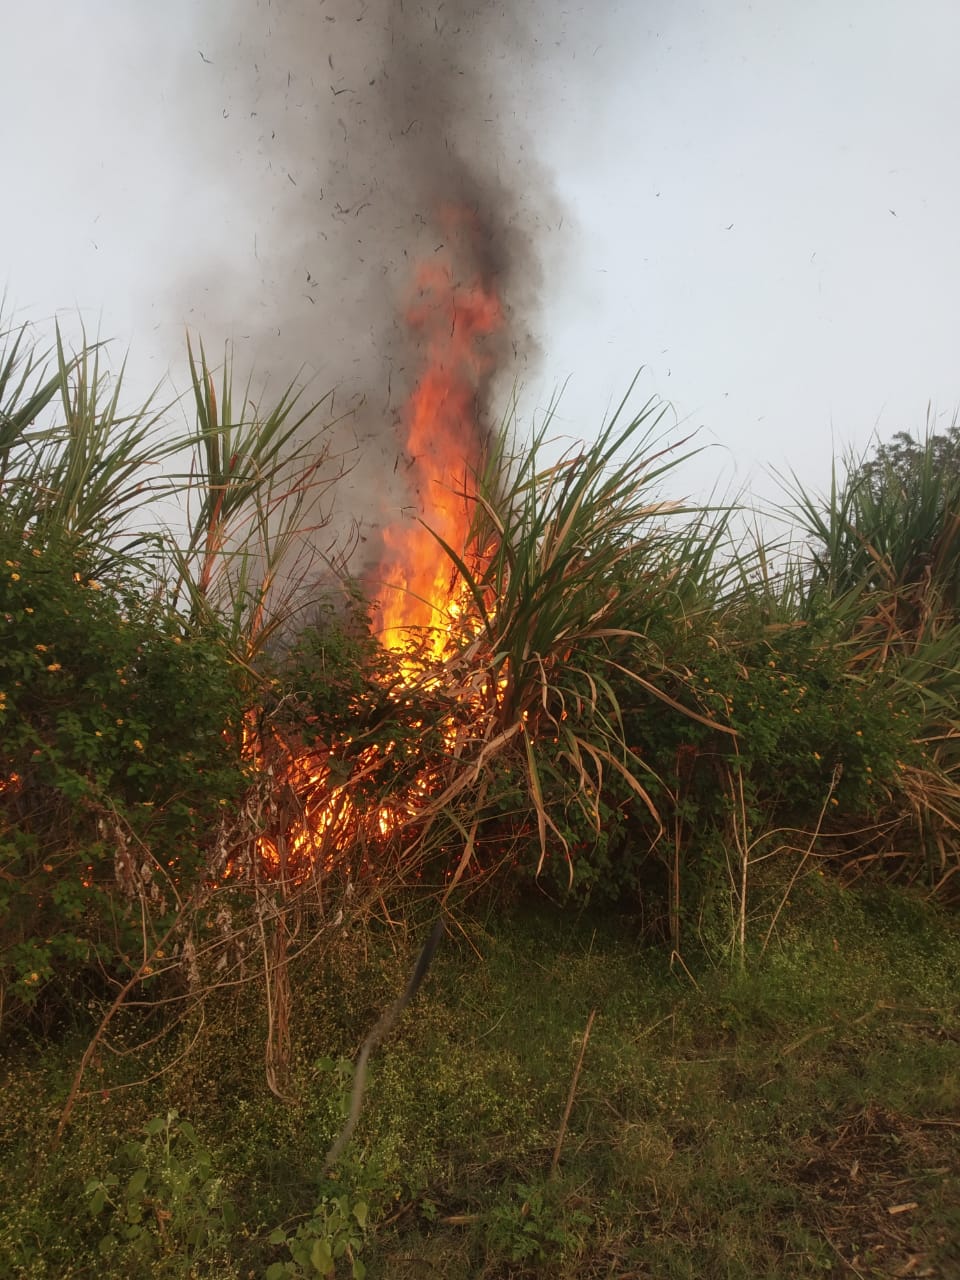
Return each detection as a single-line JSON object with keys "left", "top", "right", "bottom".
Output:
{"left": 4, "top": 0, "right": 960, "bottom": 512}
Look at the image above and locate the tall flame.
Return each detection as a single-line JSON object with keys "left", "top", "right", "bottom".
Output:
{"left": 377, "top": 214, "right": 502, "bottom": 659}
{"left": 250, "top": 207, "right": 505, "bottom": 881}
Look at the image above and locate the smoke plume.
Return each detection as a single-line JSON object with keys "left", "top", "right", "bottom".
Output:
{"left": 181, "top": 0, "right": 562, "bottom": 577}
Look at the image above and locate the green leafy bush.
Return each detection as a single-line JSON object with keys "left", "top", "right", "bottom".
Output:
{"left": 84, "top": 1110, "right": 236, "bottom": 1270}
{"left": 483, "top": 1180, "right": 592, "bottom": 1265}
{"left": 267, "top": 1195, "right": 370, "bottom": 1280}
{"left": 516, "top": 604, "right": 924, "bottom": 926}
{"left": 0, "top": 535, "right": 249, "bottom": 1023}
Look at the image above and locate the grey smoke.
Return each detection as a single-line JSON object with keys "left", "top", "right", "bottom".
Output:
{"left": 180, "top": 0, "right": 564, "bottom": 579}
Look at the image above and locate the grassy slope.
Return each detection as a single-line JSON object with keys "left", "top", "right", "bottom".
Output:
{"left": 1, "top": 878, "right": 958, "bottom": 1279}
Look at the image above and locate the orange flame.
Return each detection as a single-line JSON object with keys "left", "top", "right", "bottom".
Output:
{"left": 249, "top": 208, "right": 504, "bottom": 881}
{"left": 377, "top": 225, "right": 501, "bottom": 659}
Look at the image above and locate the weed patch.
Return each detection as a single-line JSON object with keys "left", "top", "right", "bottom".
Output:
{"left": 6, "top": 886, "right": 955, "bottom": 1277}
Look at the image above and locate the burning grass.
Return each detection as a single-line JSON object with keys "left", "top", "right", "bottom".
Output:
{"left": 239, "top": 392, "right": 738, "bottom": 926}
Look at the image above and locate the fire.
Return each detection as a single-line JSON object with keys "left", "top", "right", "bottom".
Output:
{"left": 249, "top": 208, "right": 505, "bottom": 881}
{"left": 377, "top": 211, "right": 502, "bottom": 661}
{"left": 254, "top": 735, "right": 418, "bottom": 880}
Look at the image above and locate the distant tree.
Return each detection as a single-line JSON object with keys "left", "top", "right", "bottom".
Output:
{"left": 855, "top": 418, "right": 960, "bottom": 501}
{"left": 827, "top": 417, "right": 960, "bottom": 620}
{"left": 792, "top": 416, "right": 960, "bottom": 611}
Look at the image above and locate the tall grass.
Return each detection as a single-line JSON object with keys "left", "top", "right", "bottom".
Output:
{"left": 170, "top": 336, "right": 355, "bottom": 658}
{"left": 0, "top": 319, "right": 173, "bottom": 576}
{"left": 418, "top": 382, "right": 737, "bottom": 891}
{"left": 782, "top": 439, "right": 960, "bottom": 897}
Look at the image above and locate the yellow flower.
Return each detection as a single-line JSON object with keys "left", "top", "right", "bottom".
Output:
{"left": 35, "top": 644, "right": 48, "bottom": 652}
{"left": 88, "top": 580, "right": 102, "bottom": 591}
{"left": 46, "top": 663, "right": 62, "bottom": 672}
{"left": 10, "top": 573, "right": 19, "bottom": 581}
{"left": 24, "top": 607, "right": 33, "bottom": 614}
{"left": 27, "top": 972, "right": 39, "bottom": 984}
{"left": 133, "top": 739, "right": 144, "bottom": 751}
{"left": 813, "top": 751, "right": 821, "bottom": 761}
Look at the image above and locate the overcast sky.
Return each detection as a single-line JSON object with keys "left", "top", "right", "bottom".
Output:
{"left": 3, "top": 0, "right": 960, "bottom": 514}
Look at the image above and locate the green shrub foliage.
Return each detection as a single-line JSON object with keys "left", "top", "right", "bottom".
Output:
{"left": 0, "top": 534, "right": 248, "bottom": 1020}
{"left": 518, "top": 606, "right": 924, "bottom": 911}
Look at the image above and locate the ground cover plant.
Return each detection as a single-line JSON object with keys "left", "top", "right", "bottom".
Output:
{"left": 1, "top": 886, "right": 958, "bottom": 1278}
{"left": 1, "top": 314, "right": 958, "bottom": 1276}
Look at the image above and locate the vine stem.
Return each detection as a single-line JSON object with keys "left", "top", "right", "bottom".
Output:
{"left": 53, "top": 911, "right": 185, "bottom": 1151}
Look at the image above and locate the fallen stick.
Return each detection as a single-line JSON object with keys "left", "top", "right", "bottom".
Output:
{"left": 322, "top": 915, "right": 446, "bottom": 1172}
{"left": 550, "top": 1007, "right": 597, "bottom": 1179}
